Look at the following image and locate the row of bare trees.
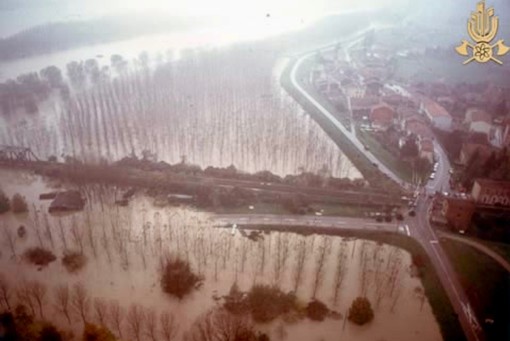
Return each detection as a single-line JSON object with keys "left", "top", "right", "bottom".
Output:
{"left": 0, "top": 44, "right": 354, "bottom": 179}
{"left": 0, "top": 275, "right": 178, "bottom": 341}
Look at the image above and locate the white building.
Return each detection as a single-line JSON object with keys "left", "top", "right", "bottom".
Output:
{"left": 464, "top": 108, "right": 492, "bottom": 136}
{"left": 420, "top": 99, "right": 452, "bottom": 131}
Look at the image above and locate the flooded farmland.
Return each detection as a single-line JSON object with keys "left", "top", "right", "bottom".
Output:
{"left": 0, "top": 169, "right": 441, "bottom": 340}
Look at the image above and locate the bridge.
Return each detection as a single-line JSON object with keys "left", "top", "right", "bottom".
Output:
{"left": 0, "top": 145, "right": 39, "bottom": 163}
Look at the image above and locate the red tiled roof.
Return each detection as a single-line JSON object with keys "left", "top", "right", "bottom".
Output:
{"left": 469, "top": 109, "right": 492, "bottom": 124}
{"left": 474, "top": 178, "right": 510, "bottom": 191}
{"left": 370, "top": 104, "right": 395, "bottom": 123}
{"left": 406, "top": 121, "right": 434, "bottom": 139}
{"left": 422, "top": 98, "right": 451, "bottom": 118}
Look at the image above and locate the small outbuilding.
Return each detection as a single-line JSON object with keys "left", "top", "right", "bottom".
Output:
{"left": 49, "top": 191, "right": 85, "bottom": 213}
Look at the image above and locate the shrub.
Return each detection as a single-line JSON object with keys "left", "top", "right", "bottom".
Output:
{"left": 17, "top": 225, "right": 27, "bottom": 238}
{"left": 224, "top": 283, "right": 250, "bottom": 315}
{"left": 0, "top": 190, "right": 10, "bottom": 214}
{"left": 348, "top": 297, "right": 374, "bottom": 325}
{"left": 39, "top": 323, "right": 63, "bottom": 341}
{"left": 62, "top": 251, "right": 87, "bottom": 273}
{"left": 23, "top": 247, "right": 56, "bottom": 266}
{"left": 247, "top": 285, "right": 296, "bottom": 323}
{"left": 11, "top": 194, "right": 28, "bottom": 214}
{"left": 83, "top": 323, "right": 117, "bottom": 341}
{"left": 160, "top": 255, "right": 201, "bottom": 299}
{"left": 306, "top": 300, "right": 329, "bottom": 321}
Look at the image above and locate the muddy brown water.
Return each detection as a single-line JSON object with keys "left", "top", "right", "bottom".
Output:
{"left": 0, "top": 169, "right": 440, "bottom": 340}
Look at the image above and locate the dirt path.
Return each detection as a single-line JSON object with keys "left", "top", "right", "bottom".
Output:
{"left": 438, "top": 231, "right": 510, "bottom": 273}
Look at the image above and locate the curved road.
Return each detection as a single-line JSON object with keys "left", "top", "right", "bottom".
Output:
{"left": 290, "top": 51, "right": 406, "bottom": 186}
{"left": 285, "top": 40, "right": 483, "bottom": 341}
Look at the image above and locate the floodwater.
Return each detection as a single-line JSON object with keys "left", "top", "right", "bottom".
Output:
{"left": 0, "top": 169, "right": 441, "bottom": 340}
{"left": 0, "top": 52, "right": 361, "bottom": 179}
{"left": 0, "top": 12, "right": 364, "bottom": 180}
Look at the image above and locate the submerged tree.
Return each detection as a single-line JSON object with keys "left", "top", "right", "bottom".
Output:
{"left": 348, "top": 297, "right": 374, "bottom": 325}
{"left": 160, "top": 255, "right": 201, "bottom": 299}
{"left": 184, "top": 309, "right": 257, "bottom": 341}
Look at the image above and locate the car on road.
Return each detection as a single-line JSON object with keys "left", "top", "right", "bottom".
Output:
{"left": 372, "top": 162, "right": 378, "bottom": 168}
{"left": 429, "top": 172, "right": 435, "bottom": 180}
{"left": 363, "top": 144, "right": 370, "bottom": 151}
{"left": 433, "top": 162, "right": 438, "bottom": 171}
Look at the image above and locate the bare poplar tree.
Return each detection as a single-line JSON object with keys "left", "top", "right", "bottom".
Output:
{"left": 58, "top": 218, "right": 68, "bottom": 250}
{"left": 145, "top": 307, "right": 158, "bottom": 341}
{"left": 32, "top": 205, "right": 44, "bottom": 247}
{"left": 93, "top": 297, "right": 108, "bottom": 326}
{"left": 16, "top": 282, "right": 36, "bottom": 316}
{"left": 185, "top": 309, "right": 254, "bottom": 341}
{"left": 109, "top": 300, "right": 125, "bottom": 339}
{"left": 85, "top": 210, "right": 98, "bottom": 258}
{"left": 2, "top": 226, "right": 16, "bottom": 258}
{"left": 71, "top": 223, "right": 84, "bottom": 254}
{"left": 311, "top": 236, "right": 331, "bottom": 298}
{"left": 54, "top": 284, "right": 72, "bottom": 324}
{"left": 292, "top": 238, "right": 307, "bottom": 292}
{"left": 28, "top": 280, "right": 47, "bottom": 318}
{"left": 0, "top": 274, "right": 13, "bottom": 311}
{"left": 272, "top": 233, "right": 289, "bottom": 285}
{"left": 71, "top": 282, "right": 90, "bottom": 323}
{"left": 127, "top": 303, "right": 145, "bottom": 341}
{"left": 160, "top": 311, "right": 178, "bottom": 341}
{"left": 332, "top": 241, "right": 348, "bottom": 304}
{"left": 42, "top": 213, "right": 55, "bottom": 249}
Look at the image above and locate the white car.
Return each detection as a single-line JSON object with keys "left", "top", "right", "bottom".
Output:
{"left": 433, "top": 163, "right": 439, "bottom": 171}
{"left": 429, "top": 173, "right": 436, "bottom": 180}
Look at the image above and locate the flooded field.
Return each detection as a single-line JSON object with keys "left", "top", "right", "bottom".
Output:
{"left": 0, "top": 169, "right": 441, "bottom": 340}
{"left": 0, "top": 47, "right": 360, "bottom": 180}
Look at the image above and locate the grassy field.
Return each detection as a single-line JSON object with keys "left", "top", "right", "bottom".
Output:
{"left": 212, "top": 202, "right": 370, "bottom": 218}
{"left": 235, "top": 226, "right": 467, "bottom": 341}
{"left": 280, "top": 57, "right": 402, "bottom": 194}
{"left": 355, "top": 127, "right": 414, "bottom": 183}
{"left": 441, "top": 238, "right": 510, "bottom": 341}
{"left": 480, "top": 240, "right": 510, "bottom": 265}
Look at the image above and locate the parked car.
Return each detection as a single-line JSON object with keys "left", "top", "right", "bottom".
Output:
{"left": 429, "top": 173, "right": 435, "bottom": 180}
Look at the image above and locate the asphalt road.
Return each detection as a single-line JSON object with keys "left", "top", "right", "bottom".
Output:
{"left": 290, "top": 53, "right": 405, "bottom": 186}
{"left": 286, "top": 39, "right": 484, "bottom": 341}
{"left": 213, "top": 213, "right": 400, "bottom": 233}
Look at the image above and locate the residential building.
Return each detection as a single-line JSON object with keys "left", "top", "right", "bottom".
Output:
{"left": 464, "top": 108, "right": 492, "bottom": 136}
{"left": 351, "top": 96, "right": 380, "bottom": 119}
{"left": 443, "top": 197, "right": 476, "bottom": 231}
{"left": 369, "top": 103, "right": 395, "bottom": 131}
{"left": 419, "top": 138, "right": 434, "bottom": 163}
{"left": 472, "top": 179, "right": 510, "bottom": 207}
{"left": 420, "top": 98, "right": 452, "bottom": 131}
